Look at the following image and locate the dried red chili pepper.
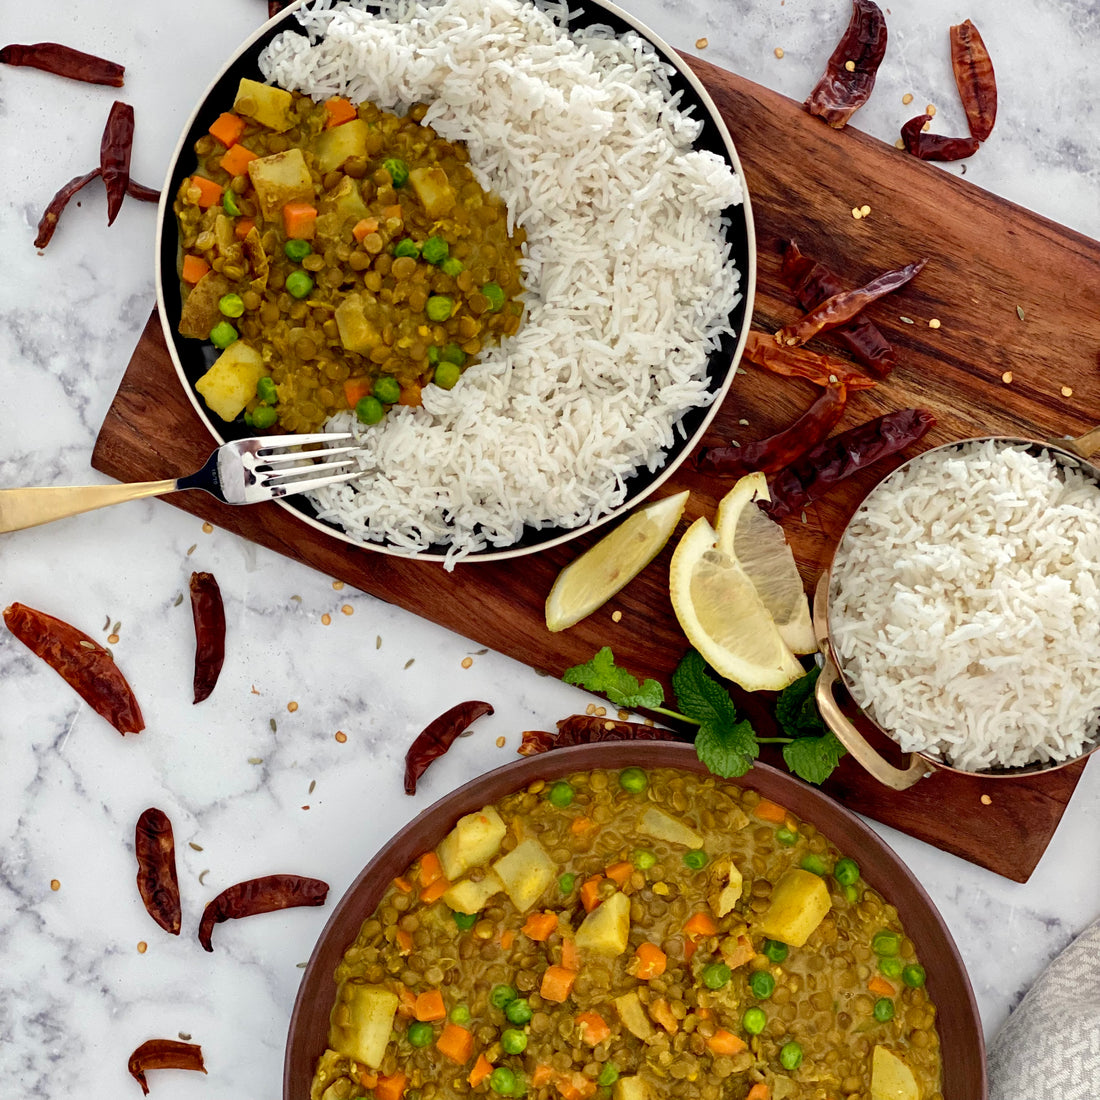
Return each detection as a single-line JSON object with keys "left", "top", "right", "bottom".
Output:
{"left": 900, "top": 114, "right": 980, "bottom": 162}
{"left": 127, "top": 179, "right": 162, "bottom": 203}
{"left": 135, "top": 808, "right": 181, "bottom": 936}
{"left": 518, "top": 715, "right": 678, "bottom": 757}
{"left": 101, "top": 101, "right": 135, "bottom": 226}
{"left": 127, "top": 1039, "right": 206, "bottom": 1095}
{"left": 404, "top": 700, "right": 495, "bottom": 794}
{"left": 2, "top": 603, "right": 144, "bottom": 734}
{"left": 199, "top": 874, "right": 329, "bottom": 952}
{"left": 0, "top": 42, "right": 124, "bottom": 86}
{"left": 780, "top": 241, "right": 897, "bottom": 376}
{"left": 743, "top": 331, "right": 877, "bottom": 391}
{"left": 268, "top": 0, "right": 295, "bottom": 15}
{"left": 804, "top": 0, "right": 888, "bottom": 129}
{"left": 775, "top": 259, "right": 926, "bottom": 347}
{"left": 698, "top": 384, "right": 849, "bottom": 479}
{"left": 951, "top": 19, "right": 996, "bottom": 142}
{"left": 34, "top": 168, "right": 102, "bottom": 249}
{"left": 189, "top": 572, "right": 226, "bottom": 704}
{"left": 762, "top": 408, "right": 936, "bottom": 520}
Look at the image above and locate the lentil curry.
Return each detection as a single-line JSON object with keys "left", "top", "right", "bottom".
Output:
{"left": 174, "top": 78, "right": 525, "bottom": 433}
{"left": 311, "top": 768, "right": 941, "bottom": 1100}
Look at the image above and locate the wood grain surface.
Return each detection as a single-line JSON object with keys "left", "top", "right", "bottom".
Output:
{"left": 92, "top": 57, "right": 1100, "bottom": 883}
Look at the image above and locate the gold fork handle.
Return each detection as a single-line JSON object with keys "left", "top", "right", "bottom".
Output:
{"left": 0, "top": 480, "right": 179, "bottom": 534}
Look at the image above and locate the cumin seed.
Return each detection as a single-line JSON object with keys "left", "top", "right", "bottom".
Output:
{"left": 189, "top": 842, "right": 203, "bottom": 852}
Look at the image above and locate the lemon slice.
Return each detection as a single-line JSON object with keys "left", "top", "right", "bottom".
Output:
{"left": 670, "top": 515, "right": 805, "bottom": 691}
{"left": 545, "top": 490, "right": 690, "bottom": 632}
{"left": 714, "top": 472, "right": 817, "bottom": 655}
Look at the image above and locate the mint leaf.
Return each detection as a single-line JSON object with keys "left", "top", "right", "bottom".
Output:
{"left": 775, "top": 665, "right": 826, "bottom": 738}
{"left": 782, "top": 731, "right": 846, "bottom": 785}
{"left": 673, "top": 650, "right": 758, "bottom": 778}
{"left": 563, "top": 647, "right": 665, "bottom": 710}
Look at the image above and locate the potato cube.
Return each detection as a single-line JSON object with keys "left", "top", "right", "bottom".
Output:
{"left": 871, "top": 1046, "right": 920, "bottom": 1100}
{"left": 575, "top": 891, "right": 631, "bottom": 956}
{"left": 178, "top": 271, "right": 231, "bottom": 340}
{"left": 234, "top": 77, "right": 294, "bottom": 132}
{"left": 247, "top": 149, "right": 314, "bottom": 220}
{"left": 492, "top": 838, "right": 556, "bottom": 912}
{"left": 442, "top": 871, "right": 503, "bottom": 915}
{"left": 437, "top": 806, "right": 507, "bottom": 881}
{"left": 314, "top": 119, "right": 370, "bottom": 174}
{"left": 758, "top": 869, "right": 831, "bottom": 948}
{"left": 329, "top": 982, "right": 398, "bottom": 1069}
{"left": 614, "top": 1077, "right": 648, "bottom": 1100}
{"left": 409, "top": 165, "right": 456, "bottom": 218}
{"left": 194, "top": 341, "right": 264, "bottom": 422}
{"left": 613, "top": 991, "right": 655, "bottom": 1042}
{"left": 637, "top": 807, "right": 704, "bottom": 849}
{"left": 320, "top": 175, "right": 370, "bottom": 229}
{"left": 334, "top": 294, "right": 381, "bottom": 354}
{"left": 711, "top": 858, "right": 744, "bottom": 918}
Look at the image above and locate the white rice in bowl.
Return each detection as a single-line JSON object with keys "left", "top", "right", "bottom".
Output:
{"left": 259, "top": 0, "right": 744, "bottom": 565}
{"left": 828, "top": 439, "right": 1100, "bottom": 772}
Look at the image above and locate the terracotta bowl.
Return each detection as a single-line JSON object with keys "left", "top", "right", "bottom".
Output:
{"left": 283, "top": 741, "right": 987, "bottom": 1100}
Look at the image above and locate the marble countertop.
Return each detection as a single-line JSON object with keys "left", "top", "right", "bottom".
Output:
{"left": 2, "top": 0, "right": 1098, "bottom": 1095}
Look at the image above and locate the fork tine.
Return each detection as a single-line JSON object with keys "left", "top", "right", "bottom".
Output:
{"left": 263, "top": 458, "right": 358, "bottom": 484}
{"left": 257, "top": 444, "right": 363, "bottom": 467}
{"left": 254, "top": 432, "right": 354, "bottom": 451}
{"left": 267, "top": 469, "right": 362, "bottom": 498}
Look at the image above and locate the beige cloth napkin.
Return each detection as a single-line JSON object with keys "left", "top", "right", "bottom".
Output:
{"left": 988, "top": 916, "right": 1100, "bottom": 1099}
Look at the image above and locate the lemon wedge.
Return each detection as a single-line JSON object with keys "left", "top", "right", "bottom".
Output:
{"left": 714, "top": 472, "right": 817, "bottom": 655}
{"left": 669, "top": 515, "right": 805, "bottom": 691}
{"left": 545, "top": 490, "right": 690, "bottom": 632}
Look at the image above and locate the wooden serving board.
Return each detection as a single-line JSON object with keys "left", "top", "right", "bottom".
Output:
{"left": 93, "top": 57, "right": 1100, "bottom": 883}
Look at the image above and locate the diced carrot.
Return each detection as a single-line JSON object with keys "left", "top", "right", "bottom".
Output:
{"left": 219, "top": 142, "right": 258, "bottom": 177}
{"left": 868, "top": 975, "right": 896, "bottom": 998}
{"left": 436, "top": 1022, "right": 475, "bottom": 1065}
{"left": 579, "top": 876, "right": 603, "bottom": 913}
{"left": 468, "top": 1053, "right": 494, "bottom": 1088}
{"left": 352, "top": 217, "right": 379, "bottom": 242}
{"left": 745, "top": 1085, "right": 770, "bottom": 1100}
{"left": 415, "top": 989, "right": 447, "bottom": 1022}
{"left": 605, "top": 861, "right": 633, "bottom": 886}
{"left": 420, "top": 876, "right": 451, "bottom": 905}
{"left": 208, "top": 111, "right": 245, "bottom": 148}
{"left": 357, "top": 1067, "right": 379, "bottom": 1089}
{"left": 187, "top": 175, "right": 223, "bottom": 208}
{"left": 324, "top": 96, "right": 358, "bottom": 128}
{"left": 396, "top": 986, "right": 417, "bottom": 1018}
{"left": 555, "top": 1072, "right": 597, "bottom": 1100}
{"left": 375, "top": 1072, "right": 408, "bottom": 1100}
{"left": 344, "top": 378, "right": 372, "bottom": 408}
{"left": 540, "top": 965, "right": 577, "bottom": 1003}
{"left": 234, "top": 217, "right": 256, "bottom": 240}
{"left": 499, "top": 929, "right": 515, "bottom": 951}
{"left": 521, "top": 911, "right": 558, "bottom": 941}
{"left": 395, "top": 928, "right": 413, "bottom": 955}
{"left": 393, "top": 876, "right": 413, "bottom": 894}
{"left": 283, "top": 202, "right": 317, "bottom": 240}
{"left": 531, "top": 1065, "right": 554, "bottom": 1089}
{"left": 383, "top": 203, "right": 403, "bottom": 221}
{"left": 570, "top": 817, "right": 595, "bottom": 836}
{"left": 560, "top": 937, "right": 579, "bottom": 971}
{"left": 180, "top": 254, "right": 210, "bottom": 285}
{"left": 753, "top": 798, "right": 788, "bottom": 824}
{"left": 398, "top": 380, "right": 423, "bottom": 407}
{"left": 705, "top": 1029, "right": 748, "bottom": 1056}
{"left": 419, "top": 851, "right": 444, "bottom": 887}
{"left": 683, "top": 912, "right": 719, "bottom": 938}
{"left": 648, "top": 998, "right": 679, "bottom": 1035}
{"left": 574, "top": 1011, "right": 611, "bottom": 1046}
{"left": 683, "top": 936, "right": 699, "bottom": 963}
{"left": 722, "top": 934, "right": 756, "bottom": 970}
{"left": 632, "top": 942, "right": 667, "bottom": 980}
{"left": 695, "top": 1007, "right": 714, "bottom": 1021}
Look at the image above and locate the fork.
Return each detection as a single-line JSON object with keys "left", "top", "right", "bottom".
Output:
{"left": 0, "top": 433, "right": 363, "bottom": 534}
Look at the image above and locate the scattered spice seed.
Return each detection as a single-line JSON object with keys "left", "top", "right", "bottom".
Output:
{"left": 921, "top": 118, "right": 932, "bottom": 132}
{"left": 894, "top": 138, "right": 905, "bottom": 149}
{"left": 586, "top": 703, "right": 597, "bottom": 715}
{"left": 604, "top": 720, "right": 615, "bottom": 731}
{"left": 341, "top": 604, "right": 353, "bottom": 616}
{"left": 50, "top": 879, "right": 61, "bottom": 891}
{"left": 404, "top": 658, "right": 415, "bottom": 670}
{"left": 201, "top": 522, "right": 213, "bottom": 534}
{"left": 860, "top": 204, "right": 871, "bottom": 217}
{"left": 595, "top": 706, "right": 607, "bottom": 717}
{"left": 928, "top": 318, "right": 941, "bottom": 329}
{"left": 496, "top": 736, "right": 506, "bottom": 748}
{"left": 618, "top": 710, "right": 630, "bottom": 721}
{"left": 251, "top": 685, "right": 260, "bottom": 695}
{"left": 612, "top": 610, "right": 623, "bottom": 623}
{"left": 186, "top": 544, "right": 197, "bottom": 556}
{"left": 137, "top": 941, "right": 148, "bottom": 954}
{"left": 199, "top": 870, "right": 209, "bottom": 885}
{"left": 980, "top": 794, "right": 993, "bottom": 805}
{"left": 291, "top": 595, "right": 302, "bottom": 603}
{"left": 695, "top": 37, "right": 709, "bottom": 49}
{"left": 296, "top": 961, "right": 308, "bottom": 968}
{"left": 1002, "top": 371, "right": 1013, "bottom": 384}
{"left": 851, "top": 207, "right": 862, "bottom": 219}
{"left": 189, "top": 842, "right": 203, "bottom": 852}
{"left": 249, "top": 756, "right": 264, "bottom": 764}
{"left": 475, "top": 648, "right": 488, "bottom": 656}
{"left": 178, "top": 1033, "right": 191, "bottom": 1042}
{"left": 104, "top": 614, "right": 111, "bottom": 631}
{"left": 376, "top": 635, "right": 382, "bottom": 649}
{"left": 774, "top": 46, "right": 785, "bottom": 58}
{"left": 335, "top": 730, "right": 348, "bottom": 743}
{"left": 173, "top": 593, "right": 184, "bottom": 607}
{"left": 287, "top": 701, "right": 299, "bottom": 713}
{"left": 1016, "top": 305, "right": 1026, "bottom": 320}
{"left": 902, "top": 92, "right": 914, "bottom": 104}
{"left": 321, "top": 613, "right": 332, "bottom": 626}
{"left": 112, "top": 621, "right": 121, "bottom": 634}
{"left": 270, "top": 718, "right": 277, "bottom": 732}
{"left": 308, "top": 780, "right": 316, "bottom": 794}
{"left": 1061, "top": 385, "right": 1074, "bottom": 397}
{"left": 899, "top": 316, "right": 915, "bottom": 325}
{"left": 926, "top": 103, "right": 937, "bottom": 116}
{"left": 844, "top": 59, "right": 855, "bottom": 72}
{"left": 301, "top": 805, "right": 310, "bottom": 811}
{"left": 108, "top": 633, "right": 120, "bottom": 644}
{"left": 332, "top": 580, "right": 344, "bottom": 590}
{"left": 461, "top": 656, "right": 474, "bottom": 669}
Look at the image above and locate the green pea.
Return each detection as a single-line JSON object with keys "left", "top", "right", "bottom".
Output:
{"left": 285, "top": 270, "right": 313, "bottom": 298}
{"left": 833, "top": 857, "right": 860, "bottom": 885}
{"left": 558, "top": 872, "right": 576, "bottom": 894}
{"left": 843, "top": 883, "right": 860, "bottom": 905}
{"left": 426, "top": 295, "right": 453, "bottom": 321}
{"left": 683, "top": 850, "right": 708, "bottom": 871}
{"left": 421, "top": 236, "right": 449, "bottom": 265}
{"left": 775, "top": 827, "right": 798, "bottom": 846}
{"left": 742, "top": 1007, "right": 767, "bottom": 1035}
{"left": 489, "top": 984, "right": 517, "bottom": 1009}
{"left": 879, "top": 956, "right": 903, "bottom": 979}
{"left": 284, "top": 238, "right": 311, "bottom": 262}
{"left": 373, "top": 375, "right": 401, "bottom": 404}
{"left": 209, "top": 321, "right": 237, "bottom": 349}
{"left": 222, "top": 189, "right": 242, "bottom": 216}
{"left": 763, "top": 939, "right": 789, "bottom": 964}
{"left": 407, "top": 1021, "right": 434, "bottom": 1047}
{"left": 217, "top": 290, "right": 244, "bottom": 316}
{"left": 902, "top": 964, "right": 927, "bottom": 989}
{"left": 452, "top": 910, "right": 477, "bottom": 931}
{"left": 256, "top": 376, "right": 278, "bottom": 404}
{"left": 501, "top": 1028, "right": 527, "bottom": 1054}
{"left": 800, "top": 854, "right": 828, "bottom": 876}
{"left": 873, "top": 998, "right": 895, "bottom": 1023}
{"left": 749, "top": 970, "right": 776, "bottom": 999}
{"left": 355, "top": 396, "right": 384, "bottom": 425}
{"left": 490, "top": 1067, "right": 516, "bottom": 1096}
{"left": 449, "top": 1004, "right": 471, "bottom": 1025}
{"left": 872, "top": 930, "right": 901, "bottom": 957}
{"left": 427, "top": 345, "right": 441, "bottom": 365}
{"left": 779, "top": 1042, "right": 803, "bottom": 1071}
{"left": 441, "top": 342, "right": 467, "bottom": 366}
{"left": 510, "top": 1073, "right": 528, "bottom": 1099}
{"left": 505, "top": 999, "right": 533, "bottom": 1025}
{"left": 633, "top": 849, "right": 656, "bottom": 871}
{"left": 618, "top": 767, "right": 647, "bottom": 793}
{"left": 433, "top": 361, "right": 461, "bottom": 390}
{"left": 482, "top": 281, "right": 505, "bottom": 311}
{"left": 597, "top": 1065, "right": 619, "bottom": 1088}
{"left": 383, "top": 157, "right": 410, "bottom": 187}
{"left": 547, "top": 781, "right": 574, "bottom": 808}
{"left": 250, "top": 404, "right": 277, "bottom": 430}
{"left": 701, "top": 962, "right": 731, "bottom": 990}
{"left": 441, "top": 257, "right": 464, "bottom": 277}
{"left": 394, "top": 238, "right": 420, "bottom": 259}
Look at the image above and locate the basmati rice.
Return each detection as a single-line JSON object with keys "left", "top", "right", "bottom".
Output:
{"left": 259, "top": 0, "right": 744, "bottom": 565}
{"left": 828, "top": 440, "right": 1100, "bottom": 771}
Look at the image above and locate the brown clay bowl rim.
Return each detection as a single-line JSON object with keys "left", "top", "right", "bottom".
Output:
{"left": 824, "top": 433, "right": 1100, "bottom": 781}
{"left": 283, "top": 741, "right": 986, "bottom": 1100}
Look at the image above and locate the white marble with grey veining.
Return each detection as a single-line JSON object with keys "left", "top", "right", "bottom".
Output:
{"left": 2, "top": 0, "right": 1100, "bottom": 1095}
